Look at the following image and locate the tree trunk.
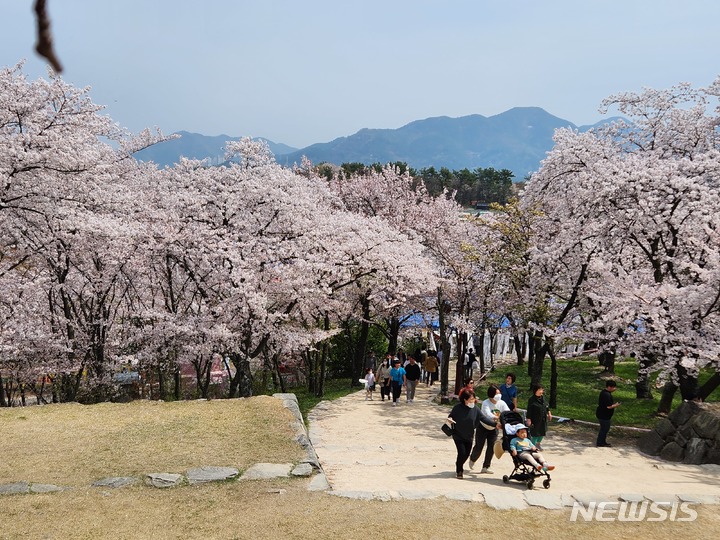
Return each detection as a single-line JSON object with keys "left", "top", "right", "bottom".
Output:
{"left": 272, "top": 353, "right": 286, "bottom": 394}
{"left": 353, "top": 295, "right": 371, "bottom": 386}
{"left": 387, "top": 316, "right": 400, "bottom": 356}
{"left": 0, "top": 372, "right": 5, "bottom": 407}
{"left": 228, "top": 353, "right": 253, "bottom": 398}
{"left": 437, "top": 288, "right": 451, "bottom": 404}
{"left": 454, "top": 331, "right": 466, "bottom": 396}
{"left": 513, "top": 333, "right": 524, "bottom": 366}
{"left": 599, "top": 351, "right": 615, "bottom": 374}
{"left": 526, "top": 330, "right": 534, "bottom": 377}
{"left": 530, "top": 331, "right": 546, "bottom": 388}
{"left": 158, "top": 366, "right": 165, "bottom": 399}
{"left": 174, "top": 367, "right": 181, "bottom": 401}
{"left": 635, "top": 355, "right": 653, "bottom": 399}
{"left": 488, "top": 330, "right": 498, "bottom": 371}
{"left": 317, "top": 312, "right": 330, "bottom": 397}
{"left": 698, "top": 372, "right": 720, "bottom": 401}
{"left": 193, "top": 357, "right": 211, "bottom": 399}
{"left": 477, "top": 330, "right": 486, "bottom": 374}
{"left": 548, "top": 340, "right": 558, "bottom": 409}
{"left": 656, "top": 381, "right": 677, "bottom": 415}
{"left": 677, "top": 364, "right": 698, "bottom": 401}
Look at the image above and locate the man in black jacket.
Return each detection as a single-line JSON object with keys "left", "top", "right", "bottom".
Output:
{"left": 404, "top": 355, "right": 422, "bottom": 403}
{"left": 596, "top": 380, "right": 620, "bottom": 447}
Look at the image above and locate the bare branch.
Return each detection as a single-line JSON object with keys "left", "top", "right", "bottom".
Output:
{"left": 34, "top": 0, "right": 63, "bottom": 73}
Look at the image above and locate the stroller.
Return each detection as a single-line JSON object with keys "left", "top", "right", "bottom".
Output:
{"left": 499, "top": 410, "right": 551, "bottom": 490}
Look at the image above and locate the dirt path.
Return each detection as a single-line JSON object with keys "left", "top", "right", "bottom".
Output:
{"left": 308, "top": 381, "right": 720, "bottom": 505}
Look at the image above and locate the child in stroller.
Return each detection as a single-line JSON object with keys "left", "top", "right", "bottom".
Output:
{"left": 500, "top": 410, "right": 552, "bottom": 489}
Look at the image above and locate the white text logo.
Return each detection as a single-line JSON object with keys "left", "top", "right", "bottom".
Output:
{"left": 570, "top": 501, "right": 698, "bottom": 522}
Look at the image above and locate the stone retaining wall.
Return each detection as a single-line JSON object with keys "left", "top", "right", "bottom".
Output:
{"left": 638, "top": 401, "right": 720, "bottom": 464}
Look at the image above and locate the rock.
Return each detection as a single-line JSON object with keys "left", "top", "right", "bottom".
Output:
{"left": 659, "top": 441, "right": 685, "bottom": 462}
{"left": 307, "top": 472, "right": 330, "bottom": 491}
{"left": 29, "top": 483, "right": 65, "bottom": 493}
{"left": 683, "top": 438, "right": 708, "bottom": 465}
{"left": 240, "top": 463, "right": 293, "bottom": 480}
{"left": 692, "top": 410, "right": 720, "bottom": 440}
{"left": 145, "top": 473, "right": 184, "bottom": 488}
{"left": 668, "top": 401, "right": 700, "bottom": 427}
{"left": 482, "top": 491, "right": 528, "bottom": 510}
{"left": 0, "top": 482, "right": 30, "bottom": 495}
{"left": 655, "top": 418, "right": 676, "bottom": 439}
{"left": 186, "top": 466, "right": 239, "bottom": 485}
{"left": 673, "top": 430, "right": 688, "bottom": 448}
{"left": 524, "top": 491, "right": 564, "bottom": 509}
{"left": 638, "top": 430, "right": 665, "bottom": 456}
{"left": 92, "top": 477, "right": 137, "bottom": 489}
{"left": 704, "top": 443, "right": 720, "bottom": 465}
{"left": 290, "top": 463, "right": 313, "bottom": 477}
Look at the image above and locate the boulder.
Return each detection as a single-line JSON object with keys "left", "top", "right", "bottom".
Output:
{"left": 692, "top": 411, "right": 720, "bottom": 440}
{"left": 659, "top": 441, "right": 685, "bottom": 462}
{"left": 655, "top": 418, "right": 676, "bottom": 439}
{"left": 638, "top": 430, "right": 665, "bottom": 456}
{"left": 705, "top": 444, "right": 720, "bottom": 465}
{"left": 683, "top": 438, "right": 708, "bottom": 465}
{"left": 668, "top": 401, "right": 700, "bottom": 427}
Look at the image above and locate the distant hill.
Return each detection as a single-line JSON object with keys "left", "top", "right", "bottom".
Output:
{"left": 133, "top": 131, "right": 298, "bottom": 168}
{"left": 134, "top": 109, "right": 617, "bottom": 180}
{"left": 277, "top": 107, "right": 611, "bottom": 181}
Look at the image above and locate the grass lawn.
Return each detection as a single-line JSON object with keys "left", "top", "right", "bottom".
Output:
{"left": 480, "top": 357, "right": 718, "bottom": 428}
{"left": 290, "top": 378, "right": 357, "bottom": 422}
{"left": 0, "top": 396, "right": 304, "bottom": 487}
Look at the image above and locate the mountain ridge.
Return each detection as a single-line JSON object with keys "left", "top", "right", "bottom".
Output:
{"left": 134, "top": 108, "right": 615, "bottom": 180}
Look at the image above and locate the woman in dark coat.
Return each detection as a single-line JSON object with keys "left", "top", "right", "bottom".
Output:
{"left": 526, "top": 384, "right": 552, "bottom": 449}
{"left": 447, "top": 388, "right": 497, "bottom": 479}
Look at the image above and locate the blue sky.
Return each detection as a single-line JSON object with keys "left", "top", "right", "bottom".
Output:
{"left": 2, "top": 0, "right": 719, "bottom": 148}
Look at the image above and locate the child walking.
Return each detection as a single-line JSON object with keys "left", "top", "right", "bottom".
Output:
{"left": 364, "top": 368, "right": 376, "bottom": 400}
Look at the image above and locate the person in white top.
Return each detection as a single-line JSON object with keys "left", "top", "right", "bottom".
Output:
{"left": 468, "top": 384, "right": 509, "bottom": 474}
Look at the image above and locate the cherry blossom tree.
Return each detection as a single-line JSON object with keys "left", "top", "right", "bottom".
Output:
{"left": 0, "top": 63, "right": 168, "bottom": 402}
{"left": 522, "top": 77, "right": 720, "bottom": 408}
{"left": 325, "top": 163, "right": 489, "bottom": 399}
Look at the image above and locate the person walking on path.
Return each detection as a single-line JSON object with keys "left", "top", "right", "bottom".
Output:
{"left": 404, "top": 355, "right": 421, "bottom": 403}
{"left": 376, "top": 356, "right": 392, "bottom": 401}
{"left": 596, "top": 380, "right": 620, "bottom": 447}
{"left": 499, "top": 372, "right": 518, "bottom": 411}
{"left": 446, "top": 388, "right": 497, "bottom": 479}
{"left": 364, "top": 368, "right": 376, "bottom": 401}
{"left": 526, "top": 384, "right": 551, "bottom": 449}
{"left": 423, "top": 353, "right": 438, "bottom": 385}
{"left": 446, "top": 389, "right": 478, "bottom": 479}
{"left": 389, "top": 359, "right": 406, "bottom": 406}
{"left": 469, "top": 384, "right": 508, "bottom": 473}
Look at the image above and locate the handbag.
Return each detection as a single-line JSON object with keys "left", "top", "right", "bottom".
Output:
{"left": 441, "top": 423, "right": 454, "bottom": 437}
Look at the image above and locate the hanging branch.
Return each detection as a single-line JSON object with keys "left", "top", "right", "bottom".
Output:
{"left": 34, "top": 0, "right": 63, "bottom": 73}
